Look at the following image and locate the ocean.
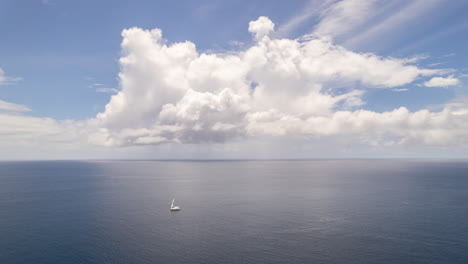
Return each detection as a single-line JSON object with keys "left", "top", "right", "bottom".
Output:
{"left": 1, "top": 160, "right": 467, "bottom": 263}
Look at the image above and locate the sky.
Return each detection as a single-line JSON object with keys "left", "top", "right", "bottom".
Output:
{"left": 1, "top": 0, "right": 468, "bottom": 160}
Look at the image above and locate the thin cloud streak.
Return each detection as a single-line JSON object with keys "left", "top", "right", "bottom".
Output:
{"left": 96, "top": 87, "right": 119, "bottom": 93}
{"left": 342, "top": 0, "right": 444, "bottom": 50}
{"left": 275, "top": 0, "right": 336, "bottom": 38}
{"left": 0, "top": 100, "right": 31, "bottom": 112}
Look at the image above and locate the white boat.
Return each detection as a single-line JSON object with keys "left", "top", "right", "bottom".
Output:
{"left": 170, "top": 199, "right": 181, "bottom": 211}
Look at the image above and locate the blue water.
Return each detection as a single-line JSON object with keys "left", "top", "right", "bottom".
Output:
{"left": 1, "top": 160, "right": 468, "bottom": 263}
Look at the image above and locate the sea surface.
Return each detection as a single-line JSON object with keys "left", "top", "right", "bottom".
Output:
{"left": 1, "top": 160, "right": 468, "bottom": 264}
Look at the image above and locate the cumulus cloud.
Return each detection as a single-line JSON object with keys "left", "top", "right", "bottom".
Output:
{"left": 424, "top": 75, "right": 460, "bottom": 87}
{"left": 246, "top": 106, "right": 468, "bottom": 147}
{"left": 81, "top": 16, "right": 463, "bottom": 148}
{"left": 2, "top": 16, "right": 467, "bottom": 158}
{"left": 249, "top": 16, "right": 275, "bottom": 41}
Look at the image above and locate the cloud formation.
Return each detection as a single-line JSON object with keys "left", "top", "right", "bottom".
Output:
{"left": 96, "top": 87, "right": 119, "bottom": 93}
{"left": 0, "top": 100, "right": 31, "bottom": 112}
{"left": 313, "top": 0, "right": 378, "bottom": 39}
{"left": 80, "top": 16, "right": 466, "bottom": 148}
{"left": 1, "top": 15, "right": 467, "bottom": 159}
{"left": 0, "top": 68, "right": 5, "bottom": 83}
{"left": 0, "top": 68, "right": 22, "bottom": 85}
{"left": 424, "top": 75, "right": 460, "bottom": 87}
{"left": 392, "top": 88, "right": 409, "bottom": 92}
{"left": 0, "top": 110, "right": 81, "bottom": 159}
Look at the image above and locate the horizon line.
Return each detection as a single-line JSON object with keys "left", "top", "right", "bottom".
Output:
{"left": 1, "top": 158, "right": 468, "bottom": 162}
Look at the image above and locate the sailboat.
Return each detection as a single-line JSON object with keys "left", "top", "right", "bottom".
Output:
{"left": 170, "top": 199, "right": 181, "bottom": 211}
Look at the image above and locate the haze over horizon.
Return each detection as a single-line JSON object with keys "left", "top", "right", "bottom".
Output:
{"left": 1, "top": 0, "right": 468, "bottom": 159}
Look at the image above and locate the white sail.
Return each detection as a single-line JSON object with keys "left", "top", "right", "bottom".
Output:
{"left": 170, "top": 198, "right": 181, "bottom": 211}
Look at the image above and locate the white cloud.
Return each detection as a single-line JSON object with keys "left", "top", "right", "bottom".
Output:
{"left": 424, "top": 75, "right": 460, "bottom": 87}
{"left": 0, "top": 100, "right": 31, "bottom": 112}
{"left": 0, "top": 68, "right": 22, "bottom": 85}
{"left": 96, "top": 87, "right": 119, "bottom": 93}
{"left": 276, "top": 0, "right": 336, "bottom": 37}
{"left": 0, "top": 68, "right": 5, "bottom": 83}
{"left": 248, "top": 16, "right": 275, "bottom": 41}
{"left": 246, "top": 105, "right": 468, "bottom": 147}
{"left": 342, "top": 0, "right": 444, "bottom": 50}
{"left": 313, "top": 0, "right": 378, "bottom": 39}
{"left": 2, "top": 16, "right": 468, "bottom": 159}
{"left": 0, "top": 108, "right": 86, "bottom": 160}
{"left": 0, "top": 113, "right": 65, "bottom": 138}
{"left": 428, "top": 62, "right": 443, "bottom": 67}
{"left": 228, "top": 40, "right": 244, "bottom": 47}
{"left": 276, "top": 0, "right": 454, "bottom": 55}
{"left": 84, "top": 16, "right": 455, "bottom": 148}
{"left": 441, "top": 53, "right": 456, "bottom": 58}
{"left": 392, "top": 88, "right": 408, "bottom": 92}
{"left": 86, "top": 81, "right": 117, "bottom": 93}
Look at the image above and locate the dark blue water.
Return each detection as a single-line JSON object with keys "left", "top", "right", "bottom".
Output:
{"left": 1, "top": 160, "right": 468, "bottom": 263}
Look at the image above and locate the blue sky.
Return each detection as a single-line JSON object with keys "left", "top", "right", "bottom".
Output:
{"left": 1, "top": 0, "right": 317, "bottom": 119}
{"left": 1, "top": 0, "right": 468, "bottom": 159}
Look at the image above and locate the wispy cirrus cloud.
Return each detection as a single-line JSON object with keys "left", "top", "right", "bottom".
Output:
{"left": 0, "top": 100, "right": 31, "bottom": 112}
{"left": 275, "top": 0, "right": 335, "bottom": 38}
{"left": 96, "top": 87, "right": 118, "bottom": 93}
{"left": 277, "top": 0, "right": 448, "bottom": 54}
{"left": 313, "top": 0, "right": 378, "bottom": 40}
{"left": 428, "top": 62, "right": 444, "bottom": 67}
{"left": 227, "top": 40, "right": 244, "bottom": 47}
{"left": 0, "top": 68, "right": 22, "bottom": 85}
{"left": 87, "top": 81, "right": 117, "bottom": 93}
{"left": 392, "top": 88, "right": 409, "bottom": 92}
{"left": 342, "top": 0, "right": 444, "bottom": 50}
